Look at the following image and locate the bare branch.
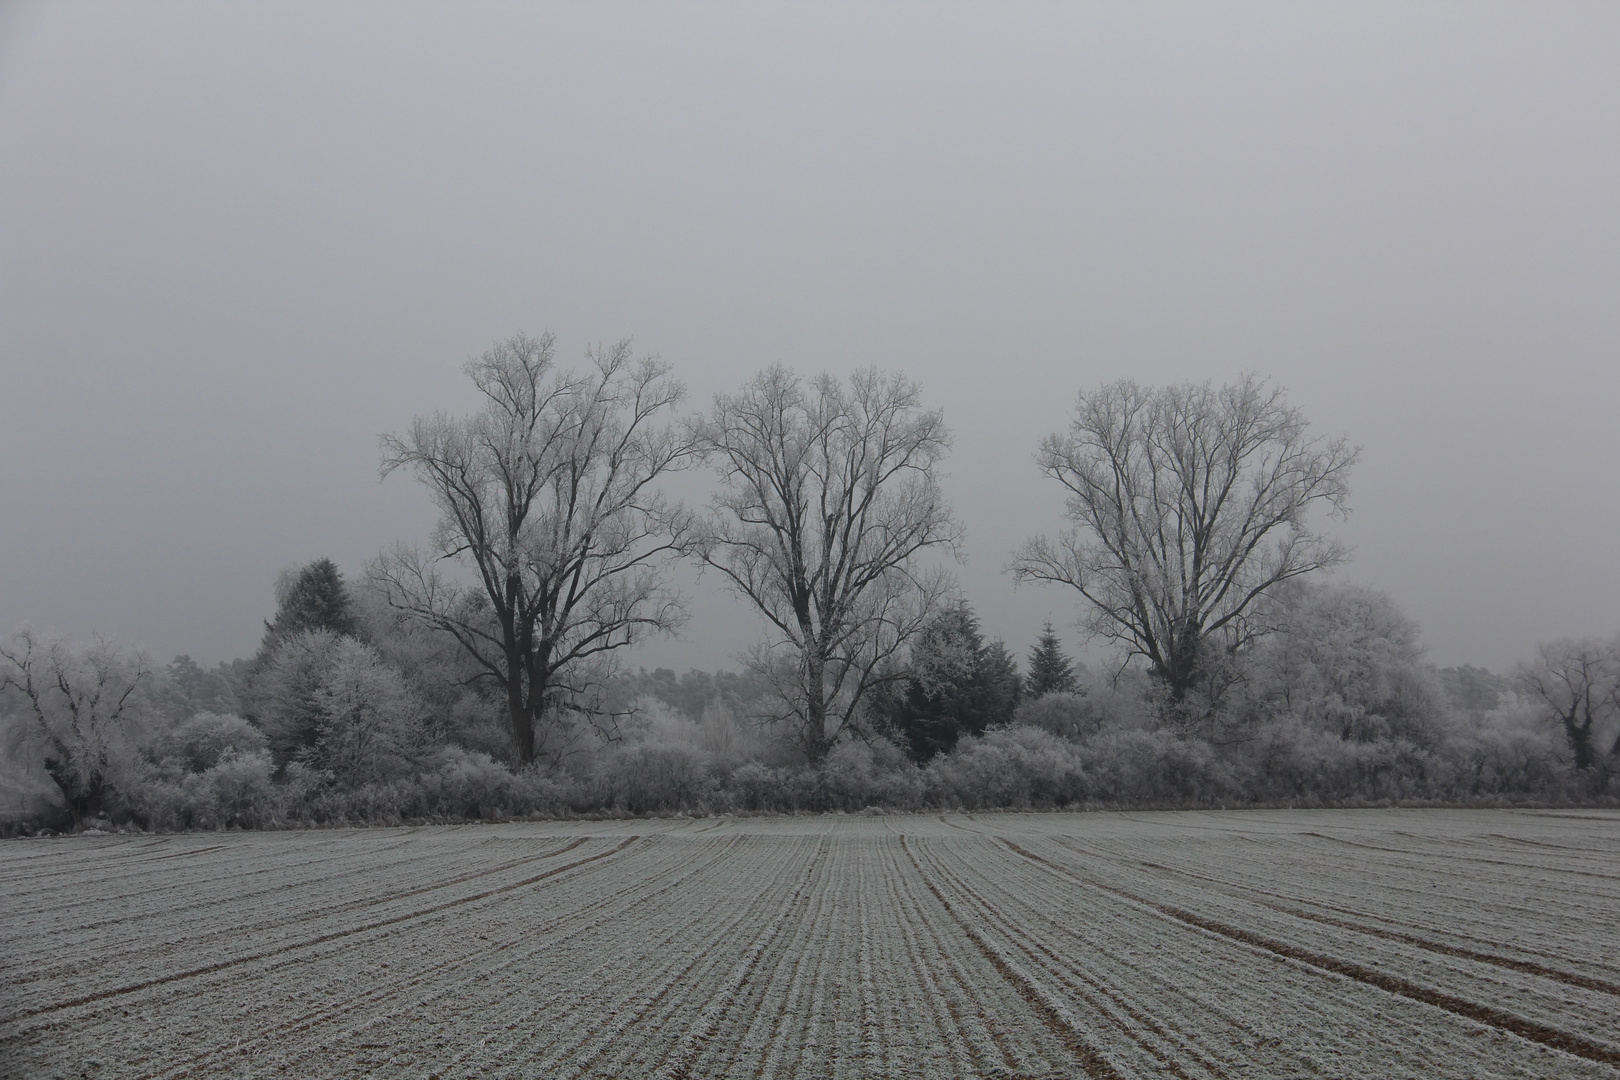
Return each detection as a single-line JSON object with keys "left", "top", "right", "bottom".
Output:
{"left": 1011, "top": 374, "right": 1360, "bottom": 711}
{"left": 693, "top": 365, "right": 960, "bottom": 762}
{"left": 372, "top": 332, "right": 694, "bottom": 766}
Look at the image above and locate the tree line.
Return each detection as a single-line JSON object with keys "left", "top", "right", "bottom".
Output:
{"left": 3, "top": 331, "right": 1616, "bottom": 831}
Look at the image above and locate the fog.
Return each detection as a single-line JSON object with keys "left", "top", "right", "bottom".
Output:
{"left": 2, "top": 1, "right": 1617, "bottom": 675}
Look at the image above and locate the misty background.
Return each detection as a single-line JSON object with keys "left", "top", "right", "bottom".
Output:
{"left": 2, "top": 2, "right": 1616, "bottom": 676}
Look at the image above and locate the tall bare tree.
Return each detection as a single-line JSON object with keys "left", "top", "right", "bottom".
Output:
{"left": 372, "top": 332, "right": 693, "bottom": 765}
{"left": 0, "top": 630, "right": 152, "bottom": 823}
{"left": 694, "top": 365, "right": 959, "bottom": 762}
{"left": 1519, "top": 636, "right": 1620, "bottom": 771}
{"left": 1012, "top": 375, "right": 1359, "bottom": 705}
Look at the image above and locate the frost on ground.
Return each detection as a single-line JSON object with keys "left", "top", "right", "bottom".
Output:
{"left": 2, "top": 809, "right": 1617, "bottom": 1079}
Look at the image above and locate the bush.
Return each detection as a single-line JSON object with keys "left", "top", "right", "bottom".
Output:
{"left": 278, "top": 748, "right": 575, "bottom": 825}
{"left": 1441, "top": 706, "right": 1577, "bottom": 800}
{"left": 180, "top": 751, "right": 282, "bottom": 829}
{"left": 1244, "top": 719, "right": 1451, "bottom": 804}
{"left": 589, "top": 741, "right": 717, "bottom": 814}
{"left": 10, "top": 641, "right": 1607, "bottom": 833}
{"left": 817, "top": 739, "right": 925, "bottom": 811}
{"left": 927, "top": 727, "right": 1087, "bottom": 809}
{"left": 1012, "top": 692, "right": 1105, "bottom": 742}
{"left": 131, "top": 749, "right": 281, "bottom": 831}
{"left": 252, "top": 631, "right": 426, "bottom": 783}
{"left": 723, "top": 762, "right": 806, "bottom": 812}
{"left": 1078, "top": 730, "right": 1237, "bottom": 806}
{"left": 153, "top": 712, "right": 268, "bottom": 773}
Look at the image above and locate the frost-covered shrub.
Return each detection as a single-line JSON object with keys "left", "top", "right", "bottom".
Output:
{"left": 0, "top": 631, "right": 157, "bottom": 825}
{"left": 927, "top": 727, "right": 1087, "bottom": 809}
{"left": 292, "top": 771, "right": 411, "bottom": 825}
{"left": 694, "top": 699, "right": 770, "bottom": 774}
{"left": 253, "top": 631, "right": 425, "bottom": 784}
{"left": 1012, "top": 692, "right": 1105, "bottom": 742}
{"left": 589, "top": 741, "right": 716, "bottom": 814}
{"left": 413, "top": 747, "right": 536, "bottom": 818}
{"left": 132, "top": 749, "right": 281, "bottom": 830}
{"left": 275, "top": 747, "right": 574, "bottom": 825}
{"left": 1078, "top": 730, "right": 1236, "bottom": 805}
{"left": 125, "top": 711, "right": 282, "bottom": 829}
{"left": 817, "top": 739, "right": 924, "bottom": 811}
{"left": 724, "top": 762, "right": 799, "bottom": 811}
{"left": 0, "top": 749, "right": 69, "bottom": 835}
{"left": 573, "top": 698, "right": 720, "bottom": 813}
{"left": 180, "top": 750, "right": 281, "bottom": 828}
{"left": 308, "top": 637, "right": 425, "bottom": 783}
{"left": 1246, "top": 585, "right": 1451, "bottom": 749}
{"left": 1244, "top": 720, "right": 1445, "bottom": 804}
{"left": 253, "top": 630, "right": 341, "bottom": 764}
{"left": 153, "top": 712, "right": 268, "bottom": 774}
{"left": 1440, "top": 706, "right": 1575, "bottom": 800}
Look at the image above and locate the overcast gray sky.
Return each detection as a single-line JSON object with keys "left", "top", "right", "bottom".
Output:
{"left": 2, "top": 1, "right": 1616, "bottom": 676}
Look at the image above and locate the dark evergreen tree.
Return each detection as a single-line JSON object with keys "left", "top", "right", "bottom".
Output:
{"left": 245, "top": 559, "right": 361, "bottom": 700}
{"left": 260, "top": 559, "right": 358, "bottom": 650}
{"left": 1024, "top": 621, "right": 1078, "bottom": 699}
{"left": 873, "top": 602, "right": 1022, "bottom": 761}
{"left": 977, "top": 638, "right": 1024, "bottom": 727}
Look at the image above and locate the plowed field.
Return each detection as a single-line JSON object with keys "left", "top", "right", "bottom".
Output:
{"left": 4, "top": 809, "right": 1618, "bottom": 1079}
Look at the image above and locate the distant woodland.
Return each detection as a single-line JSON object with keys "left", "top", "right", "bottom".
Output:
{"left": 4, "top": 335, "right": 1616, "bottom": 832}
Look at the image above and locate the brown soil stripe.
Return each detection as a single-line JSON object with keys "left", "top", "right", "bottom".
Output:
{"left": 146, "top": 837, "right": 730, "bottom": 1080}
{"left": 899, "top": 836, "right": 1125, "bottom": 1080}
{"left": 1487, "top": 834, "right": 1587, "bottom": 852}
{"left": 1145, "top": 902, "right": 1620, "bottom": 1067}
{"left": 137, "top": 845, "right": 231, "bottom": 863}
{"left": 998, "top": 839, "right": 1620, "bottom": 1069}
{"left": 1255, "top": 900, "right": 1620, "bottom": 999}
{"left": 312, "top": 836, "right": 591, "bottom": 918}
{"left": 7, "top": 836, "right": 636, "bottom": 1023}
{"left": 1301, "top": 832, "right": 1620, "bottom": 881}
{"left": 5, "top": 837, "right": 592, "bottom": 992}
{"left": 1121, "top": 854, "right": 1620, "bottom": 999}
{"left": 929, "top": 842, "right": 1211, "bottom": 1080}
{"left": 657, "top": 839, "right": 832, "bottom": 1080}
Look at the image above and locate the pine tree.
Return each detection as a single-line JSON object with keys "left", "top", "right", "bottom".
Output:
{"left": 976, "top": 638, "right": 1023, "bottom": 728}
{"left": 874, "top": 602, "right": 1023, "bottom": 761}
{"left": 1024, "top": 621, "right": 1077, "bottom": 699}
{"left": 252, "top": 558, "right": 360, "bottom": 671}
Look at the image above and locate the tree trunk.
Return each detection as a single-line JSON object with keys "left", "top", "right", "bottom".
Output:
{"left": 507, "top": 683, "right": 535, "bottom": 766}
{"left": 43, "top": 758, "right": 101, "bottom": 826}
{"left": 802, "top": 651, "right": 830, "bottom": 764}
{"left": 1162, "top": 617, "right": 1203, "bottom": 702}
{"left": 1564, "top": 709, "right": 1597, "bottom": 770}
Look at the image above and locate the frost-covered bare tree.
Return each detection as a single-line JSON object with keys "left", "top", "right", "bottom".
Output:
{"left": 0, "top": 630, "right": 152, "bottom": 823}
{"left": 252, "top": 629, "right": 424, "bottom": 781}
{"left": 1012, "top": 375, "right": 1359, "bottom": 706}
{"left": 694, "top": 365, "right": 959, "bottom": 763}
{"left": 372, "top": 332, "right": 694, "bottom": 766}
{"left": 1519, "top": 636, "right": 1620, "bottom": 771}
{"left": 1249, "top": 584, "right": 1445, "bottom": 745}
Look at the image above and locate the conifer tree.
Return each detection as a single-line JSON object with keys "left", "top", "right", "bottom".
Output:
{"left": 1024, "top": 621, "right": 1078, "bottom": 699}
{"left": 251, "top": 558, "right": 360, "bottom": 675}
{"left": 874, "top": 603, "right": 1022, "bottom": 761}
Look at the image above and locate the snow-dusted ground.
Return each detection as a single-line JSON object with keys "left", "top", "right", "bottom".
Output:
{"left": 3, "top": 808, "right": 1617, "bottom": 1079}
